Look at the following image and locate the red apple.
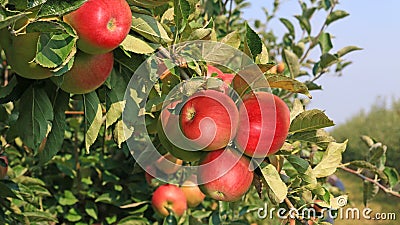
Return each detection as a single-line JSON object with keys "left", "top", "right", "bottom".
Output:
{"left": 157, "top": 101, "right": 205, "bottom": 162}
{"left": 155, "top": 153, "right": 183, "bottom": 175}
{"left": 207, "top": 65, "right": 234, "bottom": 84}
{"left": 0, "top": 30, "right": 53, "bottom": 79}
{"left": 0, "top": 155, "right": 8, "bottom": 179}
{"left": 180, "top": 175, "right": 206, "bottom": 208}
{"left": 197, "top": 148, "right": 254, "bottom": 202}
{"left": 235, "top": 92, "right": 290, "bottom": 158}
{"left": 63, "top": 0, "right": 132, "bottom": 55}
{"left": 180, "top": 90, "right": 239, "bottom": 151}
{"left": 53, "top": 51, "right": 114, "bottom": 94}
{"left": 152, "top": 184, "right": 187, "bottom": 217}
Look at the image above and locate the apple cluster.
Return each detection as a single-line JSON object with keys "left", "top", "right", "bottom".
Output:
{"left": 0, "top": 0, "right": 132, "bottom": 94}
{"left": 149, "top": 65, "right": 291, "bottom": 217}
{"left": 145, "top": 154, "right": 206, "bottom": 217}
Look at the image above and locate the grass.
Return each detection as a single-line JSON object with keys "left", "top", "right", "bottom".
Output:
{"left": 334, "top": 170, "right": 400, "bottom": 225}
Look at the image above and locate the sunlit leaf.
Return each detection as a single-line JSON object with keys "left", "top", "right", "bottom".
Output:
{"left": 326, "top": 10, "right": 349, "bottom": 26}
{"left": 290, "top": 109, "right": 334, "bottom": 134}
{"left": 83, "top": 92, "right": 104, "bottom": 152}
{"left": 313, "top": 141, "right": 347, "bottom": 178}
{"left": 266, "top": 75, "right": 311, "bottom": 98}
{"left": 282, "top": 49, "right": 300, "bottom": 78}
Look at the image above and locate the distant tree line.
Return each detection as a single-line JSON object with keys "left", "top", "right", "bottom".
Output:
{"left": 332, "top": 97, "right": 400, "bottom": 171}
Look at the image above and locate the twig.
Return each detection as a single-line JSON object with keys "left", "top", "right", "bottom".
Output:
{"left": 299, "top": 2, "right": 337, "bottom": 64}
{"left": 340, "top": 166, "right": 400, "bottom": 198}
{"left": 65, "top": 110, "right": 106, "bottom": 115}
{"left": 226, "top": 0, "right": 234, "bottom": 32}
{"left": 284, "top": 197, "right": 295, "bottom": 209}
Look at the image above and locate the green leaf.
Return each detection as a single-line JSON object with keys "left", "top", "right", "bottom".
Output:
{"left": 295, "top": 15, "right": 311, "bottom": 34}
{"left": 120, "top": 34, "right": 160, "bottom": 54}
{"left": 220, "top": 31, "right": 241, "bottom": 49}
{"left": 174, "top": 0, "right": 190, "bottom": 33}
{"left": 312, "top": 141, "right": 347, "bottom": 178}
{"left": 131, "top": 12, "right": 172, "bottom": 43}
{"left": 290, "top": 99, "right": 304, "bottom": 122}
{"left": 0, "top": 76, "right": 32, "bottom": 104}
{"left": 383, "top": 167, "right": 399, "bottom": 187}
{"left": 349, "top": 160, "right": 388, "bottom": 183}
{"left": 244, "top": 22, "right": 262, "bottom": 59}
{"left": 85, "top": 201, "right": 98, "bottom": 220}
{"left": 319, "top": 32, "right": 333, "bottom": 54}
{"left": 287, "top": 155, "right": 309, "bottom": 173}
{"left": 114, "top": 48, "right": 144, "bottom": 72}
{"left": 289, "top": 129, "right": 335, "bottom": 148}
{"left": 36, "top": 0, "right": 86, "bottom": 17}
{"left": 266, "top": 75, "right": 311, "bottom": 98}
{"left": 0, "top": 182, "right": 18, "bottom": 198}
{"left": 35, "top": 33, "right": 77, "bottom": 69}
{"left": 22, "top": 211, "right": 58, "bottom": 223}
{"left": 95, "top": 193, "right": 113, "bottom": 204}
{"left": 65, "top": 208, "right": 82, "bottom": 222}
{"left": 279, "top": 18, "right": 295, "bottom": 37}
{"left": 326, "top": 10, "right": 349, "bottom": 26}
{"left": 12, "top": 86, "right": 53, "bottom": 149}
{"left": 7, "top": 0, "right": 46, "bottom": 10}
{"left": 336, "top": 46, "right": 363, "bottom": 57}
{"left": 322, "top": 0, "right": 332, "bottom": 10}
{"left": 58, "top": 190, "right": 79, "bottom": 206}
{"left": 118, "top": 216, "right": 149, "bottom": 225}
{"left": 319, "top": 53, "right": 338, "bottom": 68}
{"left": 289, "top": 109, "right": 335, "bottom": 134}
{"left": 255, "top": 43, "right": 269, "bottom": 65}
{"left": 105, "top": 70, "right": 128, "bottom": 128}
{"left": 39, "top": 90, "right": 69, "bottom": 163}
{"left": 113, "top": 120, "right": 132, "bottom": 147}
{"left": 260, "top": 164, "right": 288, "bottom": 203}
{"left": 83, "top": 92, "right": 103, "bottom": 152}
{"left": 282, "top": 49, "right": 300, "bottom": 78}
{"left": 187, "top": 28, "right": 212, "bottom": 41}
{"left": 363, "top": 181, "right": 379, "bottom": 206}
{"left": 26, "top": 21, "right": 75, "bottom": 35}
{"left": 0, "top": 7, "right": 30, "bottom": 30}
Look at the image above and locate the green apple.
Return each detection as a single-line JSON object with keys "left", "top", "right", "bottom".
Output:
{"left": 0, "top": 29, "right": 53, "bottom": 79}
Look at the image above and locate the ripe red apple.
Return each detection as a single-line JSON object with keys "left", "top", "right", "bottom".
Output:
{"left": 235, "top": 92, "right": 290, "bottom": 158}
{"left": 152, "top": 184, "right": 187, "bottom": 217}
{"left": 63, "top": 0, "right": 132, "bottom": 55}
{"left": 0, "top": 30, "right": 53, "bottom": 79}
{"left": 180, "top": 175, "right": 206, "bottom": 208}
{"left": 155, "top": 153, "right": 183, "bottom": 175}
{"left": 197, "top": 148, "right": 254, "bottom": 202}
{"left": 157, "top": 101, "right": 205, "bottom": 162}
{"left": 0, "top": 155, "right": 8, "bottom": 179}
{"left": 180, "top": 90, "right": 239, "bottom": 151}
{"left": 53, "top": 51, "right": 114, "bottom": 94}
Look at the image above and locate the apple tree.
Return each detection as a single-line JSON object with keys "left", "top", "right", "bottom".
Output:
{"left": 0, "top": 0, "right": 398, "bottom": 224}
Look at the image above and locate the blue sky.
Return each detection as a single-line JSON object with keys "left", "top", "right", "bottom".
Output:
{"left": 242, "top": 0, "right": 400, "bottom": 125}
